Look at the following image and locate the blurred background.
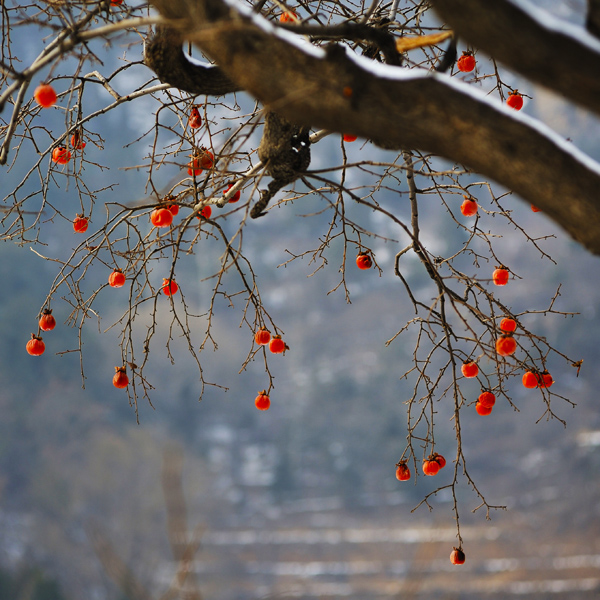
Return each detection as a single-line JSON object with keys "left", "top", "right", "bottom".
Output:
{"left": 2, "top": 0, "right": 600, "bottom": 599}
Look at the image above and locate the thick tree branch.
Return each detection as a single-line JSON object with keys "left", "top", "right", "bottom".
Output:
{"left": 282, "top": 20, "right": 402, "bottom": 66}
{"left": 587, "top": 0, "right": 600, "bottom": 38}
{"left": 144, "top": 25, "right": 241, "bottom": 95}
{"left": 149, "top": 0, "right": 600, "bottom": 255}
{"left": 428, "top": 0, "right": 600, "bottom": 116}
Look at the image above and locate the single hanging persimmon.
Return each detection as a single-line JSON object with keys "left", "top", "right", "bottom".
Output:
{"left": 538, "top": 370, "right": 554, "bottom": 388}
{"left": 269, "top": 335, "right": 287, "bottom": 354}
{"left": 500, "top": 317, "right": 517, "bottom": 332}
{"left": 432, "top": 453, "right": 446, "bottom": 469}
{"left": 496, "top": 334, "right": 517, "bottom": 356}
{"left": 199, "top": 149, "right": 214, "bottom": 170}
{"left": 113, "top": 366, "right": 129, "bottom": 388}
{"left": 395, "top": 461, "right": 411, "bottom": 481}
{"left": 531, "top": 205, "right": 541, "bottom": 212}
{"left": 188, "top": 106, "right": 202, "bottom": 129}
{"left": 507, "top": 90, "right": 524, "bottom": 110}
{"left": 456, "top": 51, "right": 476, "bottom": 72}
{"left": 450, "top": 547, "right": 466, "bottom": 565}
{"left": 188, "top": 152, "right": 202, "bottom": 177}
{"left": 39, "top": 309, "right": 56, "bottom": 331}
{"left": 162, "top": 278, "right": 178, "bottom": 296}
{"left": 522, "top": 370, "right": 539, "bottom": 389}
{"left": 356, "top": 253, "right": 372, "bottom": 270}
{"left": 225, "top": 183, "right": 241, "bottom": 203}
{"left": 199, "top": 205, "right": 212, "bottom": 219}
{"left": 187, "top": 156, "right": 203, "bottom": 176}
{"left": 255, "top": 327, "right": 271, "bottom": 346}
{"left": 280, "top": 11, "right": 298, "bottom": 22}
{"left": 478, "top": 391, "right": 496, "bottom": 408}
{"left": 493, "top": 267, "right": 509, "bottom": 286}
{"left": 108, "top": 269, "right": 126, "bottom": 288}
{"left": 343, "top": 134, "right": 357, "bottom": 142}
{"left": 26, "top": 334, "right": 45, "bottom": 356}
{"left": 52, "top": 146, "right": 71, "bottom": 164}
{"left": 70, "top": 130, "right": 86, "bottom": 150}
{"left": 255, "top": 390, "right": 271, "bottom": 411}
{"left": 34, "top": 83, "right": 57, "bottom": 108}
{"left": 73, "top": 215, "right": 89, "bottom": 233}
{"left": 150, "top": 207, "right": 173, "bottom": 228}
{"left": 422, "top": 456, "right": 440, "bottom": 476}
{"left": 461, "top": 361, "right": 478, "bottom": 378}
{"left": 460, "top": 196, "right": 478, "bottom": 217}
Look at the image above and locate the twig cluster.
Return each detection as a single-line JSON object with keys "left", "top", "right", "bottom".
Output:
{"left": 0, "top": 0, "right": 584, "bottom": 554}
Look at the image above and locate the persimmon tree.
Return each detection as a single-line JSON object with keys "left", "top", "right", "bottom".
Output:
{"left": 1, "top": 0, "right": 596, "bottom": 559}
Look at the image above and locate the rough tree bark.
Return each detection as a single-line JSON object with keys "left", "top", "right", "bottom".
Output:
{"left": 253, "top": 111, "right": 311, "bottom": 218}
{"left": 149, "top": 0, "right": 600, "bottom": 255}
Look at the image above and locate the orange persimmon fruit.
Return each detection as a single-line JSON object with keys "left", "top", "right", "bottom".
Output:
{"left": 34, "top": 84, "right": 57, "bottom": 108}
{"left": 461, "top": 361, "right": 479, "bottom": 378}
{"left": 255, "top": 327, "right": 271, "bottom": 346}
{"left": 460, "top": 196, "right": 478, "bottom": 217}
{"left": 507, "top": 91, "right": 524, "bottom": 110}
{"left": 73, "top": 215, "right": 89, "bottom": 233}
{"left": 356, "top": 253, "right": 372, "bottom": 270}
{"left": 478, "top": 391, "right": 496, "bottom": 408}
{"left": 39, "top": 309, "right": 56, "bottom": 332}
{"left": 26, "top": 334, "right": 45, "bottom": 356}
{"left": 522, "top": 371, "right": 539, "bottom": 389}
{"left": 457, "top": 51, "right": 476, "bottom": 72}
{"left": 500, "top": 317, "right": 517, "bottom": 332}
{"left": 475, "top": 401, "right": 493, "bottom": 416}
{"left": 150, "top": 208, "right": 173, "bottom": 228}
{"left": 52, "top": 146, "right": 71, "bottom": 164}
{"left": 496, "top": 335, "right": 517, "bottom": 356}
{"left": 113, "top": 366, "right": 129, "bottom": 388}
{"left": 395, "top": 461, "right": 411, "bottom": 481}
{"left": 108, "top": 269, "right": 126, "bottom": 288}
{"left": 493, "top": 267, "right": 509, "bottom": 286}
{"left": 162, "top": 278, "right": 178, "bottom": 296}
{"left": 188, "top": 106, "right": 202, "bottom": 129}
{"left": 280, "top": 11, "right": 298, "bottom": 23}
{"left": 269, "top": 335, "right": 287, "bottom": 354}
{"left": 422, "top": 457, "right": 440, "bottom": 476}
{"left": 450, "top": 547, "right": 466, "bottom": 565}
{"left": 255, "top": 390, "right": 271, "bottom": 411}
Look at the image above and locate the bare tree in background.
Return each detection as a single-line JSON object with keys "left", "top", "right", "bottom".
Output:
{"left": 89, "top": 447, "right": 203, "bottom": 599}
{"left": 1, "top": 0, "right": 595, "bottom": 553}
